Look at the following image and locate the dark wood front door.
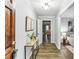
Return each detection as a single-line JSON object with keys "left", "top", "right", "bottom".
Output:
{"left": 5, "top": 6, "right": 15, "bottom": 59}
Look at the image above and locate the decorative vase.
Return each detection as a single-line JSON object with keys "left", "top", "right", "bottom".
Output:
{"left": 32, "top": 36, "right": 35, "bottom": 42}
{"left": 26, "top": 37, "right": 31, "bottom": 44}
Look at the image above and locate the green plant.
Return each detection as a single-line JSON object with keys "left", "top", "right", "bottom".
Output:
{"left": 30, "top": 32, "right": 35, "bottom": 39}
{"left": 27, "top": 32, "right": 36, "bottom": 40}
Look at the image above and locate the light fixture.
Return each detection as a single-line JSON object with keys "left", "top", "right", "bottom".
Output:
{"left": 42, "top": 0, "right": 49, "bottom": 10}
{"left": 42, "top": 0, "right": 55, "bottom": 10}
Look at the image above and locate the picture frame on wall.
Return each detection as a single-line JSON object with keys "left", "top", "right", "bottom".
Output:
{"left": 68, "top": 21, "right": 74, "bottom": 32}
{"left": 25, "top": 16, "right": 33, "bottom": 32}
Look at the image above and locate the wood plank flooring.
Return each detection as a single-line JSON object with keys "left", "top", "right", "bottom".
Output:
{"left": 36, "top": 43, "right": 73, "bottom": 59}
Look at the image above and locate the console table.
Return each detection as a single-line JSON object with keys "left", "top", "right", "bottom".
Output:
{"left": 24, "top": 40, "right": 37, "bottom": 59}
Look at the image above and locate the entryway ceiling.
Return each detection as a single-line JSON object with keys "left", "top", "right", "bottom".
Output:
{"left": 29, "top": 0, "right": 73, "bottom": 16}
{"left": 60, "top": 3, "right": 74, "bottom": 18}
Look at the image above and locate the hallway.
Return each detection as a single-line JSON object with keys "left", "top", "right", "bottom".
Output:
{"left": 5, "top": 0, "right": 74, "bottom": 59}
{"left": 36, "top": 43, "right": 73, "bottom": 59}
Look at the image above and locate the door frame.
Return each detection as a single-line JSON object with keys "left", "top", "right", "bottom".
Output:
{"left": 42, "top": 21, "right": 51, "bottom": 44}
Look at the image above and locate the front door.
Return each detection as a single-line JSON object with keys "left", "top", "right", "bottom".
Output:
{"left": 5, "top": 6, "right": 15, "bottom": 59}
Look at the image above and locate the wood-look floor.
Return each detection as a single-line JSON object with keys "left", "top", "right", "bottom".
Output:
{"left": 36, "top": 43, "right": 73, "bottom": 59}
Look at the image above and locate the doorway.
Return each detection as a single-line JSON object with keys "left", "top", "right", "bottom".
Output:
{"left": 42, "top": 21, "right": 51, "bottom": 44}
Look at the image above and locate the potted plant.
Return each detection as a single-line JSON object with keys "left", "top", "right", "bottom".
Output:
{"left": 30, "top": 32, "right": 36, "bottom": 41}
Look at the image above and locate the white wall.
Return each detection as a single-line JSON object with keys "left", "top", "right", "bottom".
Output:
{"left": 37, "top": 19, "right": 42, "bottom": 45}
{"left": 61, "top": 18, "right": 68, "bottom": 32}
{"left": 15, "top": 0, "right": 37, "bottom": 59}
{"left": 54, "top": 17, "right": 61, "bottom": 49}
{"left": 52, "top": 18, "right": 55, "bottom": 43}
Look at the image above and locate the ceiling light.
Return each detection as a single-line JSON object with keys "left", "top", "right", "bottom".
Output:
{"left": 42, "top": 1, "right": 49, "bottom": 10}
{"left": 42, "top": 4, "right": 49, "bottom": 10}
{"left": 42, "top": 0, "right": 55, "bottom": 10}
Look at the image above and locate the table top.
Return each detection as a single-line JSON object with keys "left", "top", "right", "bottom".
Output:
{"left": 25, "top": 40, "right": 37, "bottom": 47}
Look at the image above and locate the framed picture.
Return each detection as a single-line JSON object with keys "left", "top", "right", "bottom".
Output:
{"left": 25, "top": 16, "right": 32, "bottom": 31}
{"left": 68, "top": 21, "right": 74, "bottom": 32}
